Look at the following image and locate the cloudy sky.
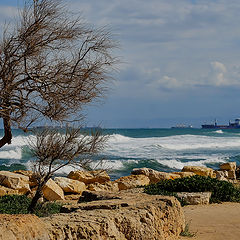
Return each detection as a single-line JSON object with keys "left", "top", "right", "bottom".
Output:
{"left": 1, "top": 0, "right": 240, "bottom": 128}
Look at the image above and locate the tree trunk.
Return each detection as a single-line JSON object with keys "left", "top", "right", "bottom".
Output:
{"left": 28, "top": 184, "right": 44, "bottom": 213}
{"left": 0, "top": 115, "right": 12, "bottom": 148}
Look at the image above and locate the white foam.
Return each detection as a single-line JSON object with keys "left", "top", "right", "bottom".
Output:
{"left": 215, "top": 130, "right": 224, "bottom": 134}
{"left": 0, "top": 147, "right": 22, "bottom": 159}
{"left": 157, "top": 155, "right": 227, "bottom": 170}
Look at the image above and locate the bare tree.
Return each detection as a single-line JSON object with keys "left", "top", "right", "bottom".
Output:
{"left": 0, "top": 0, "right": 118, "bottom": 148}
{"left": 27, "top": 127, "right": 107, "bottom": 212}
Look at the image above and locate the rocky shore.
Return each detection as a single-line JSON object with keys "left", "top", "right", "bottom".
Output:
{"left": 0, "top": 162, "right": 239, "bottom": 239}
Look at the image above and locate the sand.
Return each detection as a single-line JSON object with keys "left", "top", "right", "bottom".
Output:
{"left": 179, "top": 202, "right": 240, "bottom": 240}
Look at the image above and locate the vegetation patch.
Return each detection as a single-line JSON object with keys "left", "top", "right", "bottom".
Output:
{"left": 144, "top": 175, "right": 240, "bottom": 204}
{"left": 0, "top": 195, "right": 61, "bottom": 217}
{"left": 180, "top": 222, "right": 196, "bottom": 237}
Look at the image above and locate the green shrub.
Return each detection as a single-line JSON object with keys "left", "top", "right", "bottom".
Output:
{"left": 0, "top": 194, "right": 62, "bottom": 217}
{"left": 34, "top": 202, "right": 62, "bottom": 217}
{"left": 144, "top": 175, "right": 240, "bottom": 203}
{"left": 0, "top": 194, "right": 31, "bottom": 214}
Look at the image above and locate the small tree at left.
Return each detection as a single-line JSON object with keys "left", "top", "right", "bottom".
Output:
{"left": 0, "top": 0, "right": 117, "bottom": 148}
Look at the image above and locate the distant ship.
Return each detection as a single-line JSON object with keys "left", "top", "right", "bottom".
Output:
{"left": 202, "top": 118, "right": 240, "bottom": 129}
{"left": 171, "top": 124, "right": 193, "bottom": 129}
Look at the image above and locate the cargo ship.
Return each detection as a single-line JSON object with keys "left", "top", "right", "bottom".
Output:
{"left": 202, "top": 118, "right": 240, "bottom": 129}
{"left": 171, "top": 124, "right": 193, "bottom": 129}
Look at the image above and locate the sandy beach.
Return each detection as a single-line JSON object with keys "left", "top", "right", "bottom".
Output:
{"left": 180, "top": 202, "right": 240, "bottom": 240}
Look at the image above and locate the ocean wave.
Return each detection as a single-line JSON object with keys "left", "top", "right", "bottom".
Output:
{"left": 156, "top": 156, "right": 227, "bottom": 170}
{"left": 215, "top": 130, "right": 224, "bottom": 134}
{"left": 0, "top": 148, "right": 22, "bottom": 159}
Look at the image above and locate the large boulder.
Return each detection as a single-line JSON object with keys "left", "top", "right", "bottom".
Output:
{"left": 0, "top": 171, "right": 30, "bottom": 194}
{"left": 132, "top": 168, "right": 180, "bottom": 184}
{"left": 13, "top": 170, "right": 38, "bottom": 187}
{"left": 220, "top": 162, "right": 236, "bottom": 171}
{"left": 54, "top": 177, "right": 86, "bottom": 194}
{"left": 172, "top": 172, "right": 196, "bottom": 178}
{"left": 68, "top": 170, "right": 110, "bottom": 184}
{"left": 227, "top": 170, "right": 236, "bottom": 180}
{"left": 44, "top": 190, "right": 185, "bottom": 240}
{"left": 0, "top": 186, "right": 19, "bottom": 196}
{"left": 42, "top": 179, "right": 64, "bottom": 201}
{"left": 114, "top": 174, "right": 150, "bottom": 190}
{"left": 215, "top": 170, "right": 228, "bottom": 181}
{"left": 181, "top": 166, "right": 214, "bottom": 177}
{"left": 0, "top": 214, "right": 50, "bottom": 240}
{"left": 87, "top": 181, "right": 119, "bottom": 192}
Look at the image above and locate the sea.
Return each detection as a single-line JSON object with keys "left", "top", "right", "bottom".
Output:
{"left": 1, "top": 128, "right": 240, "bottom": 180}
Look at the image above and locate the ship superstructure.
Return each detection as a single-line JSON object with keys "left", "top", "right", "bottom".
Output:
{"left": 202, "top": 119, "right": 240, "bottom": 129}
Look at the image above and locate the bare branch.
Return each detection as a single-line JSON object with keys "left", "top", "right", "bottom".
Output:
{"left": 0, "top": 0, "right": 118, "bottom": 147}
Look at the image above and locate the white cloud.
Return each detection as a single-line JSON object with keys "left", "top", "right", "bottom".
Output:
{"left": 211, "top": 61, "right": 227, "bottom": 73}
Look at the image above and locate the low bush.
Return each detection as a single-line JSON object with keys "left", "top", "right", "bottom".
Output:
{"left": 144, "top": 175, "right": 240, "bottom": 203}
{"left": 0, "top": 195, "right": 62, "bottom": 217}
{"left": 0, "top": 194, "right": 31, "bottom": 214}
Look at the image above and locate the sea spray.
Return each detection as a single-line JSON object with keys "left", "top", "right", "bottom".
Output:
{"left": 1, "top": 128, "right": 240, "bottom": 179}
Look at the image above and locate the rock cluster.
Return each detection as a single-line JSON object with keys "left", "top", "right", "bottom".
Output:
{"left": 0, "top": 162, "right": 239, "bottom": 240}
{"left": 0, "top": 190, "right": 185, "bottom": 240}
{"left": 0, "top": 162, "right": 238, "bottom": 202}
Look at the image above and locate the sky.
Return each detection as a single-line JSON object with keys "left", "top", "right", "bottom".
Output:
{"left": 1, "top": 0, "right": 240, "bottom": 128}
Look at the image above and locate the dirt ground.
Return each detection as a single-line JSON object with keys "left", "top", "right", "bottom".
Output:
{"left": 179, "top": 202, "right": 240, "bottom": 240}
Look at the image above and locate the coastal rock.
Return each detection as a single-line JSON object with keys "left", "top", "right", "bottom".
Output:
{"left": 0, "top": 171, "right": 30, "bottom": 194}
{"left": 77, "top": 191, "right": 121, "bottom": 204}
{"left": 68, "top": 170, "right": 110, "bottom": 184}
{"left": 227, "top": 170, "right": 236, "bottom": 180}
{"left": 181, "top": 166, "right": 214, "bottom": 177}
{"left": 215, "top": 170, "right": 228, "bottom": 181}
{"left": 220, "top": 162, "right": 236, "bottom": 171}
{"left": 54, "top": 177, "right": 86, "bottom": 194}
{"left": 42, "top": 179, "right": 65, "bottom": 201}
{"left": 176, "top": 192, "right": 212, "bottom": 205}
{"left": 44, "top": 190, "right": 185, "bottom": 240}
{"left": 87, "top": 181, "right": 119, "bottom": 192}
{"left": 131, "top": 168, "right": 180, "bottom": 184}
{"left": 0, "top": 214, "right": 50, "bottom": 240}
{"left": 0, "top": 186, "right": 19, "bottom": 196}
{"left": 172, "top": 172, "right": 196, "bottom": 178}
{"left": 114, "top": 174, "right": 150, "bottom": 190}
{"left": 13, "top": 170, "right": 38, "bottom": 187}
{"left": 236, "top": 166, "right": 240, "bottom": 179}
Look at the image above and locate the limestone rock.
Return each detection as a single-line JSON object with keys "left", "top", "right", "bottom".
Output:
{"left": 77, "top": 191, "right": 121, "bottom": 204}
{"left": 215, "top": 170, "right": 228, "bottom": 181}
{"left": 220, "top": 162, "right": 236, "bottom": 171}
{"left": 64, "top": 194, "right": 81, "bottom": 201}
{"left": 236, "top": 166, "right": 240, "bottom": 179}
{"left": 177, "top": 192, "right": 212, "bottom": 205}
{"left": 0, "top": 186, "right": 19, "bottom": 196}
{"left": 54, "top": 177, "right": 86, "bottom": 194}
{"left": 43, "top": 179, "right": 65, "bottom": 201}
{"left": 181, "top": 166, "right": 214, "bottom": 177}
{"left": 228, "top": 170, "right": 236, "bottom": 180}
{"left": 0, "top": 214, "right": 50, "bottom": 240}
{"left": 114, "top": 174, "right": 150, "bottom": 190}
{"left": 13, "top": 170, "right": 38, "bottom": 187}
{"left": 0, "top": 171, "right": 30, "bottom": 194}
{"left": 87, "top": 181, "right": 119, "bottom": 192}
{"left": 44, "top": 191, "right": 185, "bottom": 240}
{"left": 132, "top": 168, "right": 180, "bottom": 184}
{"left": 173, "top": 172, "right": 196, "bottom": 178}
{"left": 68, "top": 170, "right": 110, "bottom": 184}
